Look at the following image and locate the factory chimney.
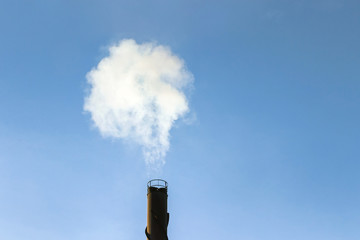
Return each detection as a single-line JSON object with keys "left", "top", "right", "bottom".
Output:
{"left": 145, "top": 179, "right": 169, "bottom": 240}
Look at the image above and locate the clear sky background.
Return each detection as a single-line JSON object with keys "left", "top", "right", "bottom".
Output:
{"left": 0, "top": 0, "right": 359, "bottom": 239}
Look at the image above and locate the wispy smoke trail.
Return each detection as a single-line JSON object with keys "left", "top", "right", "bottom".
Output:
{"left": 84, "top": 39, "right": 193, "bottom": 168}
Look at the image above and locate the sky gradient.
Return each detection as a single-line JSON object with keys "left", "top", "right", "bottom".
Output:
{"left": 0, "top": 0, "right": 359, "bottom": 239}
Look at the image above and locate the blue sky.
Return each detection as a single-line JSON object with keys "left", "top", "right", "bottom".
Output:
{"left": 0, "top": 0, "right": 359, "bottom": 239}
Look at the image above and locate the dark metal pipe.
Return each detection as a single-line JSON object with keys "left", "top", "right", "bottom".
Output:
{"left": 145, "top": 179, "right": 169, "bottom": 240}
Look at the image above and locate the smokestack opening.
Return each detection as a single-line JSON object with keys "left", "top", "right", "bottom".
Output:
{"left": 148, "top": 179, "right": 168, "bottom": 192}
{"left": 146, "top": 179, "right": 169, "bottom": 240}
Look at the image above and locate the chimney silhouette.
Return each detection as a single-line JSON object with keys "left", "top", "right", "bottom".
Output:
{"left": 145, "top": 179, "right": 169, "bottom": 240}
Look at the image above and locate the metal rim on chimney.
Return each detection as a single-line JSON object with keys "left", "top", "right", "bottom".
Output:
{"left": 147, "top": 179, "right": 168, "bottom": 189}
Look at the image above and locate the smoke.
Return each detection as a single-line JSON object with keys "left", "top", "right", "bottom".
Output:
{"left": 84, "top": 39, "right": 193, "bottom": 168}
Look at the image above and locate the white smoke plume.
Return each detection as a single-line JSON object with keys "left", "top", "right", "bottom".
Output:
{"left": 84, "top": 39, "right": 193, "bottom": 168}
